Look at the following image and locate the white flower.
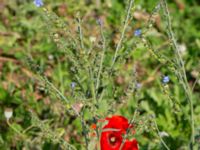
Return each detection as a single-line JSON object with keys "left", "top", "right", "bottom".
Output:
{"left": 159, "top": 131, "right": 169, "bottom": 137}
{"left": 89, "top": 36, "right": 96, "bottom": 43}
{"left": 178, "top": 43, "right": 187, "bottom": 55}
{"left": 48, "top": 54, "right": 54, "bottom": 60}
{"left": 4, "top": 108, "right": 13, "bottom": 120}
{"left": 136, "top": 83, "right": 142, "bottom": 89}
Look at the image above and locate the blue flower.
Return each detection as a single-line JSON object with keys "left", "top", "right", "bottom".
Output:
{"left": 134, "top": 29, "right": 141, "bottom": 36}
{"left": 71, "top": 82, "right": 76, "bottom": 89}
{"left": 33, "top": 0, "right": 43, "bottom": 7}
{"left": 162, "top": 76, "right": 170, "bottom": 83}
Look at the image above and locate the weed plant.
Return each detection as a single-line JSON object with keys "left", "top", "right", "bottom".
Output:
{"left": 0, "top": 0, "right": 199, "bottom": 150}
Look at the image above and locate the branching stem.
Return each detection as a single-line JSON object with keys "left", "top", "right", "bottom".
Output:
{"left": 161, "top": 0, "right": 195, "bottom": 149}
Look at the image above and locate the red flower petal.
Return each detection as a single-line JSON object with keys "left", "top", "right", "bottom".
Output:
{"left": 123, "top": 139, "right": 138, "bottom": 150}
{"left": 100, "top": 115, "right": 138, "bottom": 150}
{"left": 104, "top": 115, "right": 130, "bottom": 133}
{"left": 101, "top": 130, "right": 122, "bottom": 150}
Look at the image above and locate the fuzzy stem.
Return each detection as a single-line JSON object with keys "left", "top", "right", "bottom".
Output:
{"left": 77, "top": 16, "right": 85, "bottom": 50}
{"left": 43, "top": 76, "right": 80, "bottom": 116}
{"left": 161, "top": 0, "right": 194, "bottom": 149}
{"left": 96, "top": 22, "right": 106, "bottom": 97}
{"left": 154, "top": 119, "right": 170, "bottom": 150}
{"left": 111, "top": 0, "right": 135, "bottom": 69}
{"left": 7, "top": 119, "right": 24, "bottom": 137}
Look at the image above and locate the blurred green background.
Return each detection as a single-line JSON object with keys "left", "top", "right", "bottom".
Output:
{"left": 0, "top": 0, "right": 199, "bottom": 149}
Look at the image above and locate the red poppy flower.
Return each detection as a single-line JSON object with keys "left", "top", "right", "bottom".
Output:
{"left": 100, "top": 115, "right": 138, "bottom": 150}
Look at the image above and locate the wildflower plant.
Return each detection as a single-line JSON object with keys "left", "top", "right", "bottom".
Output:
{"left": 2, "top": 0, "right": 199, "bottom": 149}
{"left": 26, "top": 0, "right": 198, "bottom": 149}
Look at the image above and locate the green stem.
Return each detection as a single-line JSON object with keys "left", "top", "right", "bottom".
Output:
{"left": 43, "top": 77, "right": 80, "bottom": 116}
{"left": 80, "top": 111, "right": 89, "bottom": 150}
{"left": 161, "top": 0, "right": 195, "bottom": 148}
{"left": 154, "top": 119, "right": 170, "bottom": 150}
{"left": 119, "top": 109, "right": 138, "bottom": 150}
{"left": 7, "top": 119, "right": 24, "bottom": 137}
{"left": 111, "top": 0, "right": 135, "bottom": 69}
{"left": 96, "top": 23, "right": 106, "bottom": 97}
{"left": 77, "top": 16, "right": 85, "bottom": 50}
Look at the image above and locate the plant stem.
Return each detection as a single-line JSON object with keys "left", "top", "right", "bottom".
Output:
{"left": 80, "top": 111, "right": 89, "bottom": 150}
{"left": 119, "top": 109, "right": 138, "bottom": 150}
{"left": 7, "top": 119, "right": 24, "bottom": 137}
{"left": 161, "top": 0, "right": 194, "bottom": 149}
{"left": 111, "top": 0, "right": 135, "bottom": 69}
{"left": 77, "top": 16, "right": 85, "bottom": 50}
{"left": 43, "top": 76, "right": 80, "bottom": 116}
{"left": 96, "top": 23, "right": 106, "bottom": 97}
{"left": 154, "top": 119, "right": 170, "bottom": 150}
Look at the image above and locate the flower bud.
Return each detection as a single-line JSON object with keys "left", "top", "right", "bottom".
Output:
{"left": 4, "top": 108, "right": 13, "bottom": 120}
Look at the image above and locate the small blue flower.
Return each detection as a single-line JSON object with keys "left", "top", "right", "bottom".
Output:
{"left": 134, "top": 29, "right": 141, "bottom": 36}
{"left": 33, "top": 0, "right": 43, "bottom": 7}
{"left": 162, "top": 76, "right": 170, "bottom": 84}
{"left": 71, "top": 82, "right": 76, "bottom": 89}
